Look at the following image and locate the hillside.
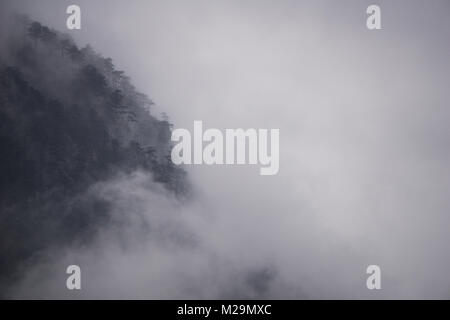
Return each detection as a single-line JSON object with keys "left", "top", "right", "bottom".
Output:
{"left": 0, "top": 15, "right": 189, "bottom": 290}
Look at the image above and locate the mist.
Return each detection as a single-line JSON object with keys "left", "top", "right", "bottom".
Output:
{"left": 1, "top": 0, "right": 450, "bottom": 299}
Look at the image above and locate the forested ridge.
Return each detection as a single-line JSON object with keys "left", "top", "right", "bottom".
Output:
{"left": 0, "top": 15, "right": 189, "bottom": 290}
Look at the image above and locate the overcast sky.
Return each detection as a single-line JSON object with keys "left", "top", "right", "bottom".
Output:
{"left": 3, "top": 0, "right": 450, "bottom": 298}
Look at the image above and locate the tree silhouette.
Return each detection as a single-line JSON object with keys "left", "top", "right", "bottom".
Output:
{"left": 27, "top": 21, "right": 42, "bottom": 47}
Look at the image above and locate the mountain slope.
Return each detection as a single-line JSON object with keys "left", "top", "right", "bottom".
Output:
{"left": 0, "top": 15, "right": 189, "bottom": 290}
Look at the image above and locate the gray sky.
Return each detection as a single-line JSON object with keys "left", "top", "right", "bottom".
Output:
{"left": 4, "top": 0, "right": 450, "bottom": 298}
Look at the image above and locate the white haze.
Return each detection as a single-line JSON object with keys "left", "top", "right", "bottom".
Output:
{"left": 4, "top": 0, "right": 450, "bottom": 298}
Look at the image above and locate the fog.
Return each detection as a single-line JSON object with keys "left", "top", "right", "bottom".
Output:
{"left": 2, "top": 0, "right": 450, "bottom": 298}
